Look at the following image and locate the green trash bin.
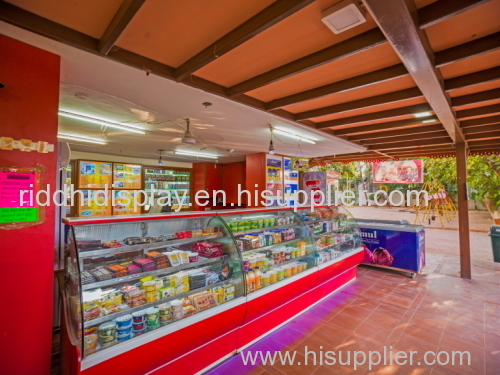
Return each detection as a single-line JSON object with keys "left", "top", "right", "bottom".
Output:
{"left": 490, "top": 225, "right": 500, "bottom": 263}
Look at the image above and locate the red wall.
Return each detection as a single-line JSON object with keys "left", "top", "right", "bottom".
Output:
{"left": 222, "top": 161, "right": 245, "bottom": 205}
{"left": 0, "top": 35, "right": 60, "bottom": 375}
{"left": 245, "top": 153, "right": 266, "bottom": 207}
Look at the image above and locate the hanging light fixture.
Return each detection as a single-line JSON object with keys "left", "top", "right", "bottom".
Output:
{"left": 268, "top": 128, "right": 275, "bottom": 154}
{"left": 157, "top": 150, "right": 164, "bottom": 166}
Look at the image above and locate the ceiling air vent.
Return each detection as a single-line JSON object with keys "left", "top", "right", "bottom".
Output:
{"left": 321, "top": 0, "right": 366, "bottom": 34}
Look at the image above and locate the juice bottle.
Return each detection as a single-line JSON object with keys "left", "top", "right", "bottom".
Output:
{"left": 254, "top": 267, "right": 262, "bottom": 290}
{"left": 246, "top": 269, "right": 255, "bottom": 293}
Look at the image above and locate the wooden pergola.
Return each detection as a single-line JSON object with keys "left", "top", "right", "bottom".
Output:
{"left": 1, "top": 0, "right": 499, "bottom": 278}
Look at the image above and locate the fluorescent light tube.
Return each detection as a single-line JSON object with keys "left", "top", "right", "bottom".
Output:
{"left": 272, "top": 128, "right": 316, "bottom": 144}
{"left": 414, "top": 112, "right": 432, "bottom": 118}
{"left": 174, "top": 151, "right": 218, "bottom": 159}
{"left": 422, "top": 119, "right": 437, "bottom": 123}
{"left": 58, "top": 110, "right": 146, "bottom": 134}
{"left": 58, "top": 133, "right": 107, "bottom": 145}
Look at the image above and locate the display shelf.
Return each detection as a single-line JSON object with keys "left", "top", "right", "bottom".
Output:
{"left": 82, "top": 255, "right": 227, "bottom": 290}
{"left": 83, "top": 280, "right": 230, "bottom": 328}
{"left": 232, "top": 223, "right": 296, "bottom": 236}
{"left": 78, "top": 233, "right": 224, "bottom": 258}
{"left": 259, "top": 254, "right": 311, "bottom": 273}
{"left": 241, "top": 238, "right": 301, "bottom": 253}
{"left": 312, "top": 229, "right": 349, "bottom": 238}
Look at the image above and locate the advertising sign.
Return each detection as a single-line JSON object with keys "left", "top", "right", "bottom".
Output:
{"left": 373, "top": 160, "right": 424, "bottom": 183}
{"left": 291, "top": 157, "right": 309, "bottom": 171}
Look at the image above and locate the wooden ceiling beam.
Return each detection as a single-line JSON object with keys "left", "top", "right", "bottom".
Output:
{"left": 418, "top": 0, "right": 493, "bottom": 28}
{"left": 98, "top": 0, "right": 146, "bottom": 55}
{"left": 174, "top": 0, "right": 315, "bottom": 81}
{"left": 295, "top": 87, "right": 423, "bottom": 121}
{"left": 228, "top": 0, "right": 482, "bottom": 97}
{"left": 317, "top": 104, "right": 432, "bottom": 129}
{"left": 434, "top": 32, "right": 500, "bottom": 67}
{"left": 451, "top": 88, "right": 500, "bottom": 107}
{"left": 0, "top": 2, "right": 322, "bottom": 132}
{"left": 228, "top": 28, "right": 387, "bottom": 97}
{"left": 331, "top": 117, "right": 440, "bottom": 136}
{"left": 444, "top": 66, "right": 500, "bottom": 91}
{"left": 297, "top": 70, "right": 499, "bottom": 123}
{"left": 265, "top": 64, "right": 408, "bottom": 110}
{"left": 367, "top": 137, "right": 453, "bottom": 151}
{"left": 465, "top": 131, "right": 500, "bottom": 141}
{"left": 362, "top": 0, "right": 463, "bottom": 142}
{"left": 360, "top": 131, "right": 450, "bottom": 145}
{"left": 466, "top": 139, "right": 500, "bottom": 147}
{"left": 346, "top": 124, "right": 444, "bottom": 141}
{"left": 460, "top": 115, "right": 500, "bottom": 128}
{"left": 296, "top": 68, "right": 499, "bottom": 122}
{"left": 457, "top": 103, "right": 500, "bottom": 119}
{"left": 462, "top": 123, "right": 500, "bottom": 135}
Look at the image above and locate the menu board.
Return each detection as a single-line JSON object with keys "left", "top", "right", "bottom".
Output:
{"left": 77, "top": 190, "right": 112, "bottom": 217}
{"left": 113, "top": 164, "right": 142, "bottom": 189}
{"left": 0, "top": 170, "right": 39, "bottom": 224}
{"left": 112, "top": 190, "right": 140, "bottom": 215}
{"left": 78, "top": 161, "right": 112, "bottom": 189}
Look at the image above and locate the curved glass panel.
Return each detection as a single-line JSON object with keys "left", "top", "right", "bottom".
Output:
{"left": 68, "top": 214, "right": 243, "bottom": 357}
{"left": 294, "top": 206, "right": 363, "bottom": 265}
{"left": 218, "top": 209, "right": 316, "bottom": 294}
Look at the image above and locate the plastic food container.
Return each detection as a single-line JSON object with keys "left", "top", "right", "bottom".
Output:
{"left": 132, "top": 327, "right": 147, "bottom": 336}
{"left": 116, "top": 324, "right": 132, "bottom": 335}
{"left": 188, "top": 252, "right": 199, "bottom": 263}
{"left": 146, "top": 307, "right": 160, "bottom": 321}
{"left": 132, "top": 310, "right": 146, "bottom": 323}
{"left": 84, "top": 334, "right": 98, "bottom": 355}
{"left": 142, "top": 280, "right": 157, "bottom": 292}
{"left": 117, "top": 333, "right": 132, "bottom": 342}
{"left": 98, "top": 321, "right": 117, "bottom": 337}
{"left": 147, "top": 324, "right": 160, "bottom": 332}
{"left": 132, "top": 321, "right": 146, "bottom": 330}
{"left": 276, "top": 268, "right": 285, "bottom": 281}
{"left": 114, "top": 314, "right": 132, "bottom": 328}
{"left": 284, "top": 265, "right": 292, "bottom": 278}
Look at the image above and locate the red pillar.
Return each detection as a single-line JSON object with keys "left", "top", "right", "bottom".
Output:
{"left": 0, "top": 35, "right": 60, "bottom": 374}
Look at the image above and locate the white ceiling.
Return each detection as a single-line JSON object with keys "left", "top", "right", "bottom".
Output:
{"left": 1, "top": 21, "right": 366, "bottom": 164}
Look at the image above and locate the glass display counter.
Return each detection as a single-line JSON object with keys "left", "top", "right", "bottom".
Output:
{"left": 64, "top": 213, "right": 243, "bottom": 358}
{"left": 62, "top": 206, "right": 364, "bottom": 374}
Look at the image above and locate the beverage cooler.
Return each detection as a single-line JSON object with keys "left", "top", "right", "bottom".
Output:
{"left": 61, "top": 206, "right": 364, "bottom": 375}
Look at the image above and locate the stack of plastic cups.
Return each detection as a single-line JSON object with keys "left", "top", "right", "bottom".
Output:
{"left": 114, "top": 314, "right": 133, "bottom": 342}
{"left": 132, "top": 310, "right": 147, "bottom": 336}
{"left": 146, "top": 307, "right": 160, "bottom": 331}
{"left": 98, "top": 321, "right": 117, "bottom": 348}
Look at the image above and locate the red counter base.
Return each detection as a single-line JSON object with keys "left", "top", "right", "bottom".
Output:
{"left": 63, "top": 251, "right": 363, "bottom": 375}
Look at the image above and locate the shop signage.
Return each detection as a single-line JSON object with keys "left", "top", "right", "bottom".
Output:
{"left": 373, "top": 160, "right": 424, "bottom": 184}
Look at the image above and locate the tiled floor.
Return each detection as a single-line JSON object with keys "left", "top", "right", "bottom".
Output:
{"left": 208, "top": 254, "right": 500, "bottom": 375}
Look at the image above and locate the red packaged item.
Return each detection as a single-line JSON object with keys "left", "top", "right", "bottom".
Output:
{"left": 192, "top": 242, "right": 224, "bottom": 258}
{"left": 175, "top": 231, "right": 192, "bottom": 239}
{"left": 133, "top": 258, "right": 157, "bottom": 272}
